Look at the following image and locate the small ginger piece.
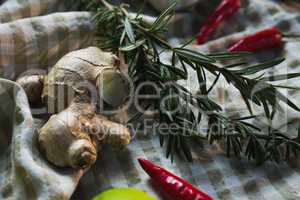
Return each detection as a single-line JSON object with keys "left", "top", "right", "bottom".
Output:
{"left": 38, "top": 99, "right": 131, "bottom": 169}
{"left": 38, "top": 101, "right": 97, "bottom": 168}
{"left": 86, "top": 114, "right": 131, "bottom": 149}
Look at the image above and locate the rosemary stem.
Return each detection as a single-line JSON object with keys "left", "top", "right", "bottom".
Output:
{"left": 100, "top": 0, "right": 113, "bottom": 10}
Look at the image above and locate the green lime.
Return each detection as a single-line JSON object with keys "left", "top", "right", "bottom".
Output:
{"left": 92, "top": 188, "right": 156, "bottom": 200}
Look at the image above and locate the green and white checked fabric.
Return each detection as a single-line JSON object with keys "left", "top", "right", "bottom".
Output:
{"left": 0, "top": 0, "right": 299, "bottom": 200}
{"left": 0, "top": 0, "right": 94, "bottom": 80}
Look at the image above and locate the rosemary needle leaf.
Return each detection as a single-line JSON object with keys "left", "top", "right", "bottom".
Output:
{"left": 124, "top": 17, "right": 136, "bottom": 43}
{"left": 120, "top": 29, "right": 126, "bottom": 45}
{"left": 179, "top": 136, "right": 193, "bottom": 162}
{"left": 207, "top": 72, "right": 221, "bottom": 93}
{"left": 208, "top": 51, "right": 252, "bottom": 60}
{"left": 232, "top": 115, "right": 257, "bottom": 121}
{"left": 224, "top": 62, "right": 247, "bottom": 69}
{"left": 119, "top": 39, "right": 146, "bottom": 51}
{"left": 174, "top": 48, "right": 216, "bottom": 63}
{"left": 159, "top": 134, "right": 165, "bottom": 146}
{"left": 273, "top": 85, "right": 300, "bottom": 90}
{"left": 235, "top": 58, "right": 285, "bottom": 75}
{"left": 276, "top": 91, "right": 300, "bottom": 111}
{"left": 150, "top": 2, "right": 176, "bottom": 32}
{"left": 166, "top": 135, "right": 175, "bottom": 161}
{"left": 260, "top": 73, "right": 300, "bottom": 81}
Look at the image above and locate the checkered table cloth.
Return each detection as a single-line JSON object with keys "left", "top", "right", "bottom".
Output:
{"left": 0, "top": 0, "right": 299, "bottom": 200}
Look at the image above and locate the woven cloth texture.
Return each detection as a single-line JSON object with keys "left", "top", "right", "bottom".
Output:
{"left": 0, "top": 0, "right": 299, "bottom": 200}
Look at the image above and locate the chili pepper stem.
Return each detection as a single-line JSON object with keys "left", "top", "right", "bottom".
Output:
{"left": 281, "top": 33, "right": 300, "bottom": 38}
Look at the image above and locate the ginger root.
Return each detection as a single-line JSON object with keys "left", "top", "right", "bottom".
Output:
{"left": 43, "top": 47, "right": 129, "bottom": 113}
{"left": 38, "top": 99, "right": 130, "bottom": 169}
{"left": 17, "top": 47, "right": 132, "bottom": 169}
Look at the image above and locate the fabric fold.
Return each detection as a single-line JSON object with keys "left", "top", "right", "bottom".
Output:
{"left": 0, "top": 78, "right": 84, "bottom": 200}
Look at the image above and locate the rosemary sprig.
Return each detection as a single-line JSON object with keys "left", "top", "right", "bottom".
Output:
{"left": 67, "top": 0, "right": 300, "bottom": 164}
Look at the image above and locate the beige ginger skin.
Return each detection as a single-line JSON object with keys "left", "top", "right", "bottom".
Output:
{"left": 17, "top": 47, "right": 131, "bottom": 169}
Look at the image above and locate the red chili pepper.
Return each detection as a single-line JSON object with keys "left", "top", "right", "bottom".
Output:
{"left": 197, "top": 0, "right": 241, "bottom": 44}
{"left": 228, "top": 27, "right": 283, "bottom": 52}
{"left": 138, "top": 158, "right": 213, "bottom": 200}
